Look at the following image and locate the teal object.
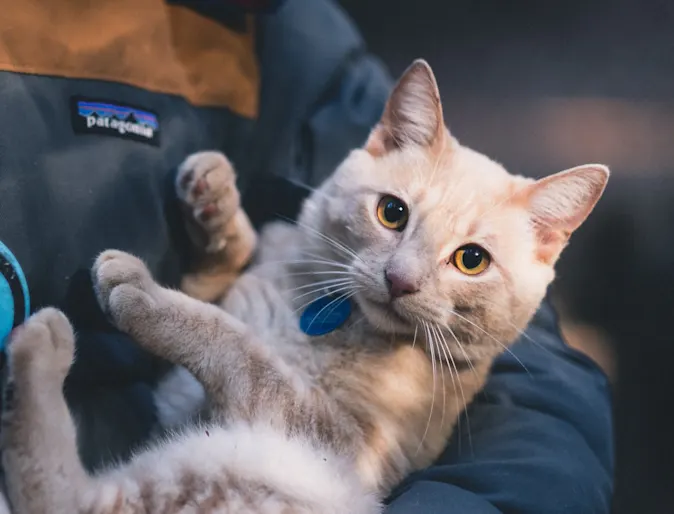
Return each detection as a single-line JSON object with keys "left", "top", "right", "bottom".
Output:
{"left": 0, "top": 241, "right": 30, "bottom": 351}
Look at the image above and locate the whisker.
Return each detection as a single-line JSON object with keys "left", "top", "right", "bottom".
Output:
{"left": 293, "top": 283, "right": 358, "bottom": 314}
{"left": 259, "top": 258, "right": 352, "bottom": 270}
{"left": 279, "top": 216, "right": 364, "bottom": 264}
{"left": 320, "top": 287, "right": 363, "bottom": 323}
{"left": 348, "top": 315, "right": 367, "bottom": 330}
{"left": 291, "top": 280, "right": 355, "bottom": 303}
{"left": 297, "top": 249, "right": 349, "bottom": 264}
{"left": 284, "top": 178, "right": 319, "bottom": 195}
{"left": 283, "top": 270, "right": 356, "bottom": 278}
{"left": 505, "top": 320, "right": 556, "bottom": 358}
{"left": 441, "top": 324, "right": 474, "bottom": 457}
{"left": 430, "top": 324, "right": 448, "bottom": 436}
{"left": 450, "top": 309, "right": 532, "bottom": 377}
{"left": 444, "top": 323, "right": 481, "bottom": 385}
{"left": 285, "top": 277, "right": 355, "bottom": 295}
{"left": 416, "top": 321, "right": 437, "bottom": 456}
{"left": 433, "top": 323, "right": 464, "bottom": 454}
{"left": 464, "top": 296, "right": 555, "bottom": 359}
{"left": 304, "top": 288, "right": 362, "bottom": 334}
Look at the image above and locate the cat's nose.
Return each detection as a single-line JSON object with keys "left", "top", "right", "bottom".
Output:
{"left": 385, "top": 269, "right": 419, "bottom": 299}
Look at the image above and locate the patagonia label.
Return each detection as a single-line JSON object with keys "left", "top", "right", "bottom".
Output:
{"left": 70, "top": 97, "right": 160, "bottom": 146}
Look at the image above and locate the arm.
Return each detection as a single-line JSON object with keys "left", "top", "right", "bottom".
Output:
{"left": 385, "top": 296, "right": 614, "bottom": 514}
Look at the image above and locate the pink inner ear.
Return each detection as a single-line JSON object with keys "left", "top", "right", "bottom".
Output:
{"left": 365, "top": 59, "right": 446, "bottom": 156}
{"left": 522, "top": 164, "right": 609, "bottom": 263}
{"left": 527, "top": 165, "right": 609, "bottom": 232}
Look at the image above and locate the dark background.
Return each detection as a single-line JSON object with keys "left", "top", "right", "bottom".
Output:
{"left": 337, "top": 1, "right": 674, "bottom": 513}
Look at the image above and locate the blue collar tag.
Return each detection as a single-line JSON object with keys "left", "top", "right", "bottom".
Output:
{"left": 300, "top": 296, "right": 352, "bottom": 336}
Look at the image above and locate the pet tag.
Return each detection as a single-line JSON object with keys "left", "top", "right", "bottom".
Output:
{"left": 300, "top": 295, "right": 352, "bottom": 336}
{"left": 0, "top": 241, "right": 30, "bottom": 352}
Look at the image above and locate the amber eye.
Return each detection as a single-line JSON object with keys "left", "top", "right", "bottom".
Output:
{"left": 452, "top": 244, "right": 491, "bottom": 276}
{"left": 376, "top": 195, "right": 409, "bottom": 231}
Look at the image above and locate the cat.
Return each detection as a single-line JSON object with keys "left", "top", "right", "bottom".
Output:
{"left": 0, "top": 59, "right": 608, "bottom": 513}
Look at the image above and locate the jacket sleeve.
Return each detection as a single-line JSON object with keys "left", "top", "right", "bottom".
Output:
{"left": 385, "top": 297, "right": 614, "bottom": 514}
{"left": 243, "top": 0, "right": 392, "bottom": 224}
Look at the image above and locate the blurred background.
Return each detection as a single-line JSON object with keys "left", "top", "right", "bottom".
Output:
{"left": 337, "top": 0, "right": 674, "bottom": 512}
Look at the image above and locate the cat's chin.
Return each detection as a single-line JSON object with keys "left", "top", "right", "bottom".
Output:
{"left": 354, "top": 295, "right": 417, "bottom": 336}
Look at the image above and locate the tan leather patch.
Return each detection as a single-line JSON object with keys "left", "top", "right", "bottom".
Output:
{"left": 0, "top": 0, "right": 259, "bottom": 117}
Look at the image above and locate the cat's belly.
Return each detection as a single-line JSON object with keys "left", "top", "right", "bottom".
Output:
{"left": 97, "top": 423, "right": 379, "bottom": 514}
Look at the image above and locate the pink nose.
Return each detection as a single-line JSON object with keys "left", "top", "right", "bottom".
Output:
{"left": 385, "top": 269, "right": 419, "bottom": 298}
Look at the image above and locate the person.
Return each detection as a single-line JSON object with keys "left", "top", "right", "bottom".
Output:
{"left": 0, "top": 0, "right": 613, "bottom": 512}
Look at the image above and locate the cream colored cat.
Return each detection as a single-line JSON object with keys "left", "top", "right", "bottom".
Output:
{"left": 1, "top": 60, "right": 608, "bottom": 514}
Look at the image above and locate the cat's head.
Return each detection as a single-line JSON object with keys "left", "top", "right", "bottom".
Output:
{"left": 298, "top": 60, "right": 608, "bottom": 362}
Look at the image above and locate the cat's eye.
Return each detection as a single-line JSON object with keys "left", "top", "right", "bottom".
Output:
{"left": 451, "top": 244, "right": 490, "bottom": 276}
{"left": 376, "top": 195, "right": 409, "bottom": 231}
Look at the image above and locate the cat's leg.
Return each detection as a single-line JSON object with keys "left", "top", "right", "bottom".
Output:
{"left": 1, "top": 308, "right": 91, "bottom": 513}
{"left": 176, "top": 151, "right": 257, "bottom": 302}
{"left": 92, "top": 250, "right": 335, "bottom": 436}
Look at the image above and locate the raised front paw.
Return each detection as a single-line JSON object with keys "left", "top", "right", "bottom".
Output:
{"left": 176, "top": 151, "right": 241, "bottom": 253}
{"left": 7, "top": 308, "right": 75, "bottom": 382}
{"left": 92, "top": 250, "right": 157, "bottom": 332}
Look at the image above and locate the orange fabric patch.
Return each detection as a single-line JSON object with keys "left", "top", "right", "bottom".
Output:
{"left": 0, "top": 0, "right": 259, "bottom": 117}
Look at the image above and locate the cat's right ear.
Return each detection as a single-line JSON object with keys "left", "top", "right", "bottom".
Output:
{"left": 365, "top": 59, "right": 446, "bottom": 156}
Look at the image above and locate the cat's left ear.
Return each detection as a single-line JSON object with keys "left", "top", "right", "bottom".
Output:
{"left": 365, "top": 59, "right": 446, "bottom": 156}
{"left": 521, "top": 164, "right": 610, "bottom": 263}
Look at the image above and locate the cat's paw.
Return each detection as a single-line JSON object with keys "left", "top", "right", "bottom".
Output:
{"left": 176, "top": 151, "right": 241, "bottom": 253}
{"left": 92, "top": 250, "right": 157, "bottom": 329}
{"left": 7, "top": 308, "right": 75, "bottom": 381}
